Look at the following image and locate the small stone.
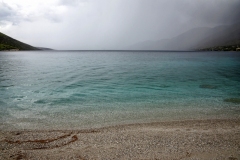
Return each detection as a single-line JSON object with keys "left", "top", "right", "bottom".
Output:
{"left": 228, "top": 155, "right": 238, "bottom": 160}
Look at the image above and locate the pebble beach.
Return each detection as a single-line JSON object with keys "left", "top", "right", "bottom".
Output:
{"left": 1, "top": 119, "right": 240, "bottom": 159}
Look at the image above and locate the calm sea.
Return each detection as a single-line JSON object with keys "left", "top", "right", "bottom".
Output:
{"left": 0, "top": 51, "right": 239, "bottom": 130}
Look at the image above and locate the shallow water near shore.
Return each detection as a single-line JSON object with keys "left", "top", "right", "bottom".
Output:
{"left": 0, "top": 51, "right": 240, "bottom": 130}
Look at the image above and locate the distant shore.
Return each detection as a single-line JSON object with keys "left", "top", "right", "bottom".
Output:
{"left": 198, "top": 44, "right": 240, "bottom": 51}
{"left": 1, "top": 118, "right": 239, "bottom": 159}
{"left": 0, "top": 49, "right": 19, "bottom": 51}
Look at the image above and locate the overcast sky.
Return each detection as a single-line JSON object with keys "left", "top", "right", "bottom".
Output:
{"left": 0, "top": 0, "right": 239, "bottom": 50}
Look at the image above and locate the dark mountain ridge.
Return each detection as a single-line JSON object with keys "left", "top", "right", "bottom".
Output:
{"left": 0, "top": 32, "right": 39, "bottom": 51}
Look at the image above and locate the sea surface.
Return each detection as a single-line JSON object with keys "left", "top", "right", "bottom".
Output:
{"left": 0, "top": 51, "right": 240, "bottom": 130}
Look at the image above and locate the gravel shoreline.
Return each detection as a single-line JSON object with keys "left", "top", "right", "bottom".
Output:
{"left": 1, "top": 119, "right": 240, "bottom": 159}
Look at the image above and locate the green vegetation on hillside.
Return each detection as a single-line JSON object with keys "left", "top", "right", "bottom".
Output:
{"left": 0, "top": 32, "right": 39, "bottom": 51}
{"left": 0, "top": 44, "right": 18, "bottom": 51}
{"left": 199, "top": 45, "right": 240, "bottom": 51}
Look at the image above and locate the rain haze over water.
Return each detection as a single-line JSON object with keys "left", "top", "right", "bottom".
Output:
{"left": 0, "top": 0, "right": 240, "bottom": 50}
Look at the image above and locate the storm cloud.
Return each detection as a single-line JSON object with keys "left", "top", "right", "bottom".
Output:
{"left": 0, "top": 0, "right": 239, "bottom": 50}
{"left": 0, "top": 2, "right": 19, "bottom": 25}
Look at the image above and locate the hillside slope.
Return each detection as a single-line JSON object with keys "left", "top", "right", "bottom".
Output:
{"left": 0, "top": 32, "right": 39, "bottom": 51}
{"left": 128, "top": 23, "right": 240, "bottom": 51}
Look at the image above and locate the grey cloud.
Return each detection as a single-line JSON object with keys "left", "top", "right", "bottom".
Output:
{"left": 175, "top": 0, "right": 240, "bottom": 25}
{"left": 44, "top": 11, "right": 62, "bottom": 23}
{"left": 0, "top": 2, "right": 18, "bottom": 24}
{"left": 0, "top": 2, "right": 35, "bottom": 26}
{"left": 0, "top": 2, "right": 13, "bottom": 17}
{"left": 0, "top": 1, "right": 63, "bottom": 26}
{"left": 58, "top": 0, "right": 88, "bottom": 7}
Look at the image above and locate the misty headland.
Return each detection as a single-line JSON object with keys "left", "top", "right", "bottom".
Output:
{"left": 128, "top": 23, "right": 240, "bottom": 51}
{"left": 1, "top": 23, "right": 240, "bottom": 51}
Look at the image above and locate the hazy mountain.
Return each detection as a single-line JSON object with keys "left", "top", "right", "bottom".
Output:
{"left": 0, "top": 32, "right": 39, "bottom": 51}
{"left": 36, "top": 47, "right": 54, "bottom": 50}
{"left": 128, "top": 23, "right": 240, "bottom": 51}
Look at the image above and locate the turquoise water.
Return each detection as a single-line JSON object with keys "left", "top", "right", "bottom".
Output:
{"left": 0, "top": 51, "right": 240, "bottom": 130}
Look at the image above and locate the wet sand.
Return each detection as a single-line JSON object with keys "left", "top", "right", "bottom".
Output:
{"left": 1, "top": 119, "right": 240, "bottom": 159}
